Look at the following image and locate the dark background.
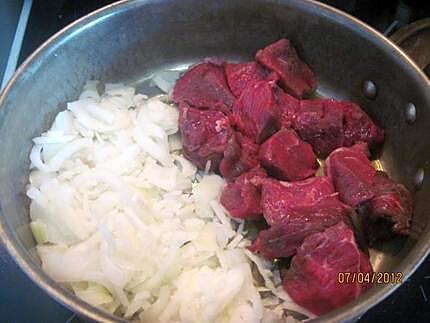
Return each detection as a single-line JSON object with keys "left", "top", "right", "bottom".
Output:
{"left": 0, "top": 0, "right": 24, "bottom": 82}
{"left": 1, "top": 0, "right": 429, "bottom": 322}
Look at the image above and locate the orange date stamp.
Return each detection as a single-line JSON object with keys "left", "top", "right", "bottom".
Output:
{"left": 338, "top": 272, "right": 404, "bottom": 284}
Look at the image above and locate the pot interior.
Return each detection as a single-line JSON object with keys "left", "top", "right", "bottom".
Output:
{"left": 0, "top": 0, "right": 429, "bottom": 321}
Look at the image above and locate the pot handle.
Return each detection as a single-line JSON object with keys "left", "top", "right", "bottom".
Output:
{"left": 390, "top": 18, "right": 430, "bottom": 75}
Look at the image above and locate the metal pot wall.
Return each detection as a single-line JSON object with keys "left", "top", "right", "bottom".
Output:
{"left": 0, "top": 0, "right": 429, "bottom": 322}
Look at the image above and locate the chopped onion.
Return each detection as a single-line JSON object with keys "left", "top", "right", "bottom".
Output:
{"left": 27, "top": 81, "right": 308, "bottom": 322}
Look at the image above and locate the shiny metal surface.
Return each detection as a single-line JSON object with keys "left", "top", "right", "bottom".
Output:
{"left": 0, "top": 0, "right": 429, "bottom": 322}
{"left": 404, "top": 102, "right": 417, "bottom": 124}
{"left": 414, "top": 168, "right": 425, "bottom": 190}
{"left": 362, "top": 80, "right": 377, "bottom": 100}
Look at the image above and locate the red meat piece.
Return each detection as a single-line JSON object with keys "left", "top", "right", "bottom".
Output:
{"left": 225, "top": 62, "right": 267, "bottom": 97}
{"left": 178, "top": 102, "right": 233, "bottom": 171}
{"left": 220, "top": 166, "right": 268, "bottom": 220}
{"left": 278, "top": 90, "right": 300, "bottom": 129}
{"left": 256, "top": 38, "right": 316, "bottom": 98}
{"left": 260, "top": 176, "right": 337, "bottom": 225}
{"left": 343, "top": 102, "right": 385, "bottom": 147}
{"left": 250, "top": 197, "right": 352, "bottom": 259}
{"left": 325, "top": 142, "right": 376, "bottom": 207}
{"left": 283, "top": 221, "right": 373, "bottom": 316}
{"left": 172, "top": 63, "right": 235, "bottom": 114}
{"left": 219, "top": 132, "right": 259, "bottom": 181}
{"left": 292, "top": 98, "right": 345, "bottom": 157}
{"left": 258, "top": 129, "right": 318, "bottom": 181}
{"left": 292, "top": 99, "right": 384, "bottom": 157}
{"left": 235, "top": 165, "right": 268, "bottom": 186}
{"left": 363, "top": 171, "right": 414, "bottom": 242}
{"left": 220, "top": 182, "right": 263, "bottom": 220}
{"left": 232, "top": 81, "right": 282, "bottom": 144}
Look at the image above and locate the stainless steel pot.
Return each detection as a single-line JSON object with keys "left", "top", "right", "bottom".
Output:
{"left": 0, "top": 0, "right": 429, "bottom": 322}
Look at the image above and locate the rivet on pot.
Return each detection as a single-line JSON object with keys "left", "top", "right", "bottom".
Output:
{"left": 414, "top": 168, "right": 424, "bottom": 190}
{"left": 362, "top": 80, "right": 377, "bottom": 99}
{"left": 405, "top": 103, "right": 417, "bottom": 124}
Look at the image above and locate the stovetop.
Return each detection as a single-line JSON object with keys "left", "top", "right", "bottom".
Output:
{"left": 0, "top": 1, "right": 429, "bottom": 322}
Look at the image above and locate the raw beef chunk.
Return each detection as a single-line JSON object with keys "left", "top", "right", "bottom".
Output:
{"left": 219, "top": 132, "right": 259, "bottom": 181}
{"left": 235, "top": 165, "right": 268, "bottom": 186}
{"left": 220, "top": 167, "right": 267, "bottom": 220}
{"left": 250, "top": 197, "right": 352, "bottom": 259}
{"left": 292, "top": 99, "right": 384, "bottom": 157}
{"left": 278, "top": 90, "right": 300, "bottom": 129}
{"left": 259, "top": 129, "right": 318, "bottom": 181}
{"left": 363, "top": 171, "right": 413, "bottom": 242}
{"left": 225, "top": 62, "right": 273, "bottom": 97}
{"left": 325, "top": 143, "right": 413, "bottom": 241}
{"left": 260, "top": 176, "right": 337, "bottom": 225}
{"left": 283, "top": 221, "right": 373, "bottom": 315}
{"left": 325, "top": 142, "right": 376, "bottom": 207}
{"left": 292, "top": 99, "right": 345, "bottom": 157}
{"left": 178, "top": 102, "right": 233, "bottom": 171}
{"left": 172, "top": 62, "right": 235, "bottom": 113}
{"left": 256, "top": 38, "right": 316, "bottom": 98}
{"left": 343, "top": 102, "right": 385, "bottom": 147}
{"left": 220, "top": 182, "right": 263, "bottom": 220}
{"left": 232, "top": 81, "right": 282, "bottom": 143}
{"left": 252, "top": 176, "right": 352, "bottom": 258}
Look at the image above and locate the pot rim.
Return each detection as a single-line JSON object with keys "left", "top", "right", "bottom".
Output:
{"left": 0, "top": 1, "right": 429, "bottom": 322}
